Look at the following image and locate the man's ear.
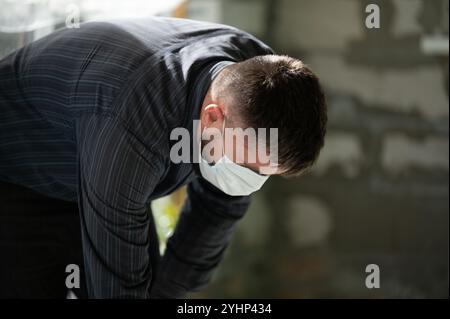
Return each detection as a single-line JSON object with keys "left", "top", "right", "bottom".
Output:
{"left": 202, "top": 103, "right": 224, "bottom": 128}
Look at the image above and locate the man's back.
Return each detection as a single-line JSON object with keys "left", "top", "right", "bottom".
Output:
{"left": 0, "top": 17, "right": 273, "bottom": 201}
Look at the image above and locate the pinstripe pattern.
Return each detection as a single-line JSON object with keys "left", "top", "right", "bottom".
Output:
{"left": 0, "top": 17, "right": 274, "bottom": 298}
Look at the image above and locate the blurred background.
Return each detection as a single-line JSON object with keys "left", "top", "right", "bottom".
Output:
{"left": 0, "top": 0, "right": 448, "bottom": 298}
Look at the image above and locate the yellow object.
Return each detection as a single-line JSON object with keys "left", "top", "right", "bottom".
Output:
{"left": 151, "top": 186, "right": 187, "bottom": 254}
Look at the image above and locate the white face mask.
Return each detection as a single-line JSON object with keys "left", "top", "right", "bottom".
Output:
{"left": 198, "top": 115, "right": 269, "bottom": 196}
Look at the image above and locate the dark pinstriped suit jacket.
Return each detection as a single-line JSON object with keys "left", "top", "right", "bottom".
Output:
{"left": 0, "top": 17, "right": 274, "bottom": 298}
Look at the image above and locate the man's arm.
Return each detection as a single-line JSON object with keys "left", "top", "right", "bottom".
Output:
{"left": 149, "top": 177, "right": 251, "bottom": 298}
{"left": 77, "top": 113, "right": 164, "bottom": 298}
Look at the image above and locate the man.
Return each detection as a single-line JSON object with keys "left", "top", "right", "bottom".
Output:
{"left": 0, "top": 17, "right": 327, "bottom": 298}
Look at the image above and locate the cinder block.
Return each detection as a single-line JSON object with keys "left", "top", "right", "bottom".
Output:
{"left": 274, "top": 0, "right": 364, "bottom": 51}
{"left": 391, "top": 0, "right": 423, "bottom": 37}
{"left": 308, "top": 55, "right": 449, "bottom": 120}
{"left": 381, "top": 133, "right": 449, "bottom": 174}
{"left": 313, "top": 131, "right": 363, "bottom": 178}
{"left": 286, "top": 195, "right": 333, "bottom": 247}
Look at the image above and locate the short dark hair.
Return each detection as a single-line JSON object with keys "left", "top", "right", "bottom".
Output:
{"left": 214, "top": 55, "right": 327, "bottom": 177}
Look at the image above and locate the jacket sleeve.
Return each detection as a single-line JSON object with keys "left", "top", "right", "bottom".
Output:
{"left": 149, "top": 177, "right": 251, "bottom": 298}
{"left": 77, "top": 113, "right": 165, "bottom": 298}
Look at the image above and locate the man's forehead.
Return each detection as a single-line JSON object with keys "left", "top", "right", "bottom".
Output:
{"left": 225, "top": 136, "right": 282, "bottom": 175}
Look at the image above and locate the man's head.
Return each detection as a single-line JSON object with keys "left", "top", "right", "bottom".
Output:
{"left": 200, "top": 54, "right": 327, "bottom": 177}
